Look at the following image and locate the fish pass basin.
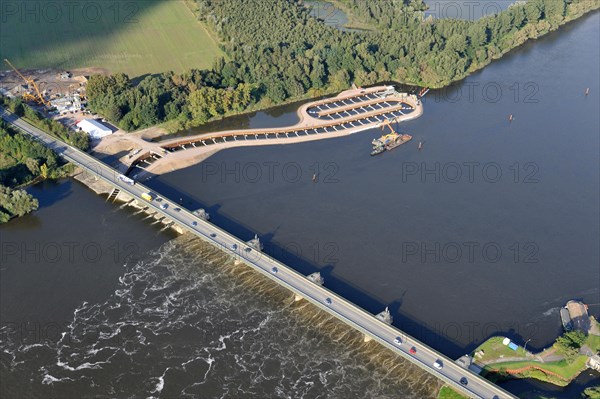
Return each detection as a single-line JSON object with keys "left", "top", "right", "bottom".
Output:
{"left": 129, "top": 85, "right": 423, "bottom": 177}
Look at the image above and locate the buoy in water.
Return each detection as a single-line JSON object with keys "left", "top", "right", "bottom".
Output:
{"left": 312, "top": 173, "right": 317, "bottom": 183}
{"left": 508, "top": 114, "right": 514, "bottom": 122}
{"left": 585, "top": 88, "right": 590, "bottom": 96}
{"left": 418, "top": 141, "right": 423, "bottom": 150}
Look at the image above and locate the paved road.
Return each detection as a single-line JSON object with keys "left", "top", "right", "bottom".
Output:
{"left": 1, "top": 108, "right": 517, "bottom": 399}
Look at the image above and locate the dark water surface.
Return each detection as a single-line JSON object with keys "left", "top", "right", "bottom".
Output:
{"left": 1, "top": 182, "right": 439, "bottom": 399}
{"left": 1, "top": 11, "right": 598, "bottom": 399}
{"left": 145, "top": 11, "right": 600, "bottom": 396}
{"left": 149, "top": 12, "right": 600, "bottom": 354}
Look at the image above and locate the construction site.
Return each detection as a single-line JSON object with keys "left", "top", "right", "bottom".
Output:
{"left": 85, "top": 85, "right": 425, "bottom": 179}
{"left": 0, "top": 59, "right": 105, "bottom": 132}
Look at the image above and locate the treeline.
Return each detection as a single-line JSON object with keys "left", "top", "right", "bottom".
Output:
{"left": 86, "top": 0, "right": 599, "bottom": 131}
{"left": 1, "top": 96, "right": 89, "bottom": 151}
{"left": 0, "top": 107, "right": 73, "bottom": 223}
{"left": 340, "top": 0, "right": 597, "bottom": 83}
{"left": 0, "top": 185, "right": 38, "bottom": 223}
{"left": 0, "top": 122, "right": 68, "bottom": 187}
{"left": 86, "top": 72, "right": 257, "bottom": 131}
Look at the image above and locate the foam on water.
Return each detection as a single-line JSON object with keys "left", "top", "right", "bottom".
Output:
{"left": 1, "top": 235, "right": 439, "bottom": 398}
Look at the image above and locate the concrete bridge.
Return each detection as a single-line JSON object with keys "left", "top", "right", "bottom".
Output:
{"left": 0, "top": 107, "right": 517, "bottom": 399}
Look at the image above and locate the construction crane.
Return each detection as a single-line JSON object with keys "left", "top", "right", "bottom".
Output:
{"left": 380, "top": 119, "right": 397, "bottom": 135}
{"left": 3, "top": 59, "right": 49, "bottom": 106}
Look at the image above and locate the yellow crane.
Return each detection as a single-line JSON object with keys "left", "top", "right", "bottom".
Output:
{"left": 380, "top": 119, "right": 397, "bottom": 135}
{"left": 3, "top": 59, "right": 49, "bottom": 106}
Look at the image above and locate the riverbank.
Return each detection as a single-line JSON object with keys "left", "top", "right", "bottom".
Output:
{"left": 153, "top": 4, "right": 600, "bottom": 135}
{"left": 472, "top": 318, "right": 600, "bottom": 387}
{"left": 460, "top": 5, "right": 600, "bottom": 89}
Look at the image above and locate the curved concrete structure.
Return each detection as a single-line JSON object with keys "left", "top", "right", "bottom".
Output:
{"left": 131, "top": 86, "right": 423, "bottom": 176}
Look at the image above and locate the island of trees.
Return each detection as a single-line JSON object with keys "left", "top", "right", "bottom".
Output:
{"left": 85, "top": 0, "right": 599, "bottom": 132}
{"left": 0, "top": 98, "right": 82, "bottom": 223}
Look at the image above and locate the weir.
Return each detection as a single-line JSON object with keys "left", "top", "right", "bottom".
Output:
{"left": 1, "top": 105, "right": 517, "bottom": 399}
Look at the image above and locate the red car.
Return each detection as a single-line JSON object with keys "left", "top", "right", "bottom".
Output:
{"left": 409, "top": 347, "right": 417, "bottom": 355}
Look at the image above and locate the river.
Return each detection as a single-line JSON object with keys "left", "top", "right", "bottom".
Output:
{"left": 1, "top": 10, "right": 599, "bottom": 399}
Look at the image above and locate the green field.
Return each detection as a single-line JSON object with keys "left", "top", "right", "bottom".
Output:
{"left": 437, "top": 386, "right": 468, "bottom": 399}
{"left": 472, "top": 336, "right": 528, "bottom": 363}
{"left": 484, "top": 356, "right": 589, "bottom": 386}
{"left": 0, "top": 0, "right": 223, "bottom": 77}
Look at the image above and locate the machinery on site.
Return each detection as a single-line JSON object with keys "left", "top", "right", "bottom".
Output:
{"left": 3, "top": 58, "right": 49, "bottom": 106}
{"left": 370, "top": 119, "right": 412, "bottom": 156}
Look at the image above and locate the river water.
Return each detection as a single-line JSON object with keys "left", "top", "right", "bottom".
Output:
{"left": 1, "top": 11, "right": 599, "bottom": 399}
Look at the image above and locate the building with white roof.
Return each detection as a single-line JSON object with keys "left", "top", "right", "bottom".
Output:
{"left": 76, "top": 119, "right": 112, "bottom": 139}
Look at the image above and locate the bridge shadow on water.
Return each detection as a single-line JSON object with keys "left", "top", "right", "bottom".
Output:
{"left": 143, "top": 172, "right": 537, "bottom": 360}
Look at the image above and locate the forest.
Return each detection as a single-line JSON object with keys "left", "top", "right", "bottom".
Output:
{"left": 0, "top": 185, "right": 38, "bottom": 223}
{"left": 85, "top": 0, "right": 598, "bottom": 132}
{"left": 0, "top": 116, "right": 73, "bottom": 223}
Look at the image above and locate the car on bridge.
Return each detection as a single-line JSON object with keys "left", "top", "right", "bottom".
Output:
{"left": 325, "top": 297, "right": 332, "bottom": 305}
{"left": 271, "top": 267, "right": 278, "bottom": 274}
{"left": 393, "top": 337, "right": 402, "bottom": 345}
{"left": 460, "top": 377, "right": 468, "bottom": 386}
{"left": 409, "top": 347, "right": 417, "bottom": 355}
{"left": 231, "top": 243, "right": 238, "bottom": 250}
{"left": 161, "top": 203, "right": 168, "bottom": 210}
{"left": 191, "top": 221, "right": 198, "bottom": 227}
{"left": 433, "top": 360, "right": 443, "bottom": 370}
{"left": 210, "top": 233, "right": 217, "bottom": 238}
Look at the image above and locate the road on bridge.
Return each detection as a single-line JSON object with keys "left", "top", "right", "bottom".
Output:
{"left": 0, "top": 107, "right": 516, "bottom": 399}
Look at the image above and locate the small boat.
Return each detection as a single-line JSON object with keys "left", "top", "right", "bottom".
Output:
{"left": 370, "top": 145, "right": 385, "bottom": 156}
{"left": 560, "top": 307, "right": 573, "bottom": 331}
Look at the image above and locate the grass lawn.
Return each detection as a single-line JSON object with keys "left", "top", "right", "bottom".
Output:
{"left": 0, "top": 0, "right": 223, "bottom": 77}
{"left": 437, "top": 386, "right": 468, "bottom": 399}
{"left": 472, "top": 336, "right": 528, "bottom": 363}
{"left": 484, "top": 356, "right": 589, "bottom": 386}
{"left": 585, "top": 332, "right": 600, "bottom": 352}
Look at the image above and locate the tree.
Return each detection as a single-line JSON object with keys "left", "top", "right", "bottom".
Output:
{"left": 555, "top": 331, "right": 586, "bottom": 363}
{"left": 266, "top": 80, "right": 287, "bottom": 103}
{"left": 310, "top": 61, "right": 326, "bottom": 88}
{"left": 0, "top": 185, "right": 39, "bottom": 223}
{"left": 330, "top": 69, "right": 351, "bottom": 90}
{"left": 40, "top": 163, "right": 49, "bottom": 179}
{"left": 584, "top": 386, "right": 600, "bottom": 399}
{"left": 25, "top": 158, "right": 40, "bottom": 175}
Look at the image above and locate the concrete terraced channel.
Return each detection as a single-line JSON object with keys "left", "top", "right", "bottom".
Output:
{"left": 129, "top": 85, "right": 424, "bottom": 177}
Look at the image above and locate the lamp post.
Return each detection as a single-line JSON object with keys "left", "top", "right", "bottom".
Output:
{"left": 523, "top": 338, "right": 532, "bottom": 356}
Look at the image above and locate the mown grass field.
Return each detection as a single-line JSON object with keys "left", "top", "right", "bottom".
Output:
{"left": 484, "top": 356, "right": 589, "bottom": 386}
{"left": 437, "top": 386, "right": 468, "bottom": 399}
{"left": 0, "top": 0, "right": 223, "bottom": 77}
{"left": 473, "top": 336, "right": 528, "bottom": 363}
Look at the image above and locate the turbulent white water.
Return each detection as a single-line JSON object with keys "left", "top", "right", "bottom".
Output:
{"left": 1, "top": 235, "right": 439, "bottom": 398}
